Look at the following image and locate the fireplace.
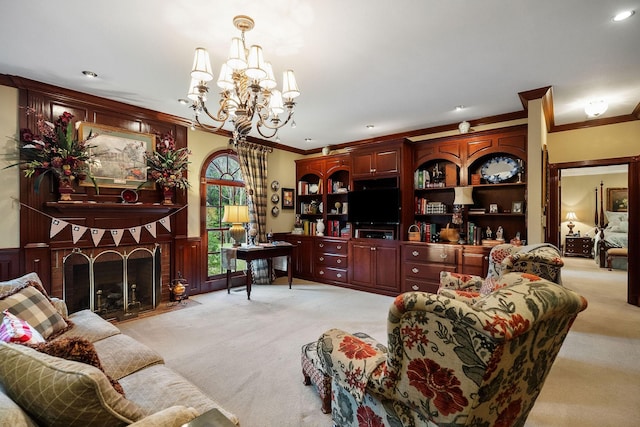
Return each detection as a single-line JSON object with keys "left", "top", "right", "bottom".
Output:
{"left": 62, "top": 245, "right": 162, "bottom": 320}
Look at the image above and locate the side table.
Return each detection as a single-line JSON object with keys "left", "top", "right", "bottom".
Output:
{"left": 564, "top": 236, "right": 593, "bottom": 258}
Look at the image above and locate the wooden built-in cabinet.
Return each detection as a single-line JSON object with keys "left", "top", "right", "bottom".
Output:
{"left": 413, "top": 126, "right": 528, "bottom": 245}
{"left": 349, "top": 239, "right": 399, "bottom": 295}
{"left": 287, "top": 128, "right": 525, "bottom": 299}
{"left": 401, "top": 243, "right": 490, "bottom": 294}
{"left": 314, "top": 238, "right": 349, "bottom": 285}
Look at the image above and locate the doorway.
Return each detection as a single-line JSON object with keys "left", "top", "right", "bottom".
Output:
{"left": 548, "top": 158, "right": 638, "bottom": 306}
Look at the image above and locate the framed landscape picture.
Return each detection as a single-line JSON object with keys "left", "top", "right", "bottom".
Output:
{"left": 282, "top": 188, "right": 294, "bottom": 209}
{"left": 607, "top": 187, "right": 628, "bottom": 212}
{"left": 78, "top": 123, "right": 156, "bottom": 189}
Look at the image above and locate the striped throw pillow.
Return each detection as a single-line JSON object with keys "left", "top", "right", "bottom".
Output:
{"left": 0, "top": 310, "right": 45, "bottom": 344}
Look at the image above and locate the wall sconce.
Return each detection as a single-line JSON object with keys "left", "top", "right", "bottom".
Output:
{"left": 222, "top": 205, "right": 250, "bottom": 246}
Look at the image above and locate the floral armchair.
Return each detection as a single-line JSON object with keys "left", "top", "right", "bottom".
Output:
{"left": 438, "top": 243, "right": 564, "bottom": 305}
{"left": 317, "top": 276, "right": 587, "bottom": 427}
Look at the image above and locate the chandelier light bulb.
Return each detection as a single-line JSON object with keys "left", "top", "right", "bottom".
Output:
{"left": 187, "top": 78, "right": 201, "bottom": 101}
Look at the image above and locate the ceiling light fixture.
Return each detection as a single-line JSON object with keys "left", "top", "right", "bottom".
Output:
{"left": 178, "top": 98, "right": 190, "bottom": 105}
{"left": 584, "top": 99, "right": 608, "bottom": 118}
{"left": 82, "top": 70, "right": 98, "bottom": 78}
{"left": 455, "top": 105, "right": 465, "bottom": 111}
{"left": 366, "top": 124, "right": 375, "bottom": 129}
{"left": 185, "top": 15, "right": 300, "bottom": 145}
{"left": 613, "top": 10, "right": 634, "bottom": 21}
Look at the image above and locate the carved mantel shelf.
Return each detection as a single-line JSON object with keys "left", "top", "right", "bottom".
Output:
{"left": 45, "top": 201, "right": 183, "bottom": 215}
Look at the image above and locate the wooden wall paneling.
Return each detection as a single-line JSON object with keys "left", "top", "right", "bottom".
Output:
{"left": 0, "top": 249, "right": 21, "bottom": 281}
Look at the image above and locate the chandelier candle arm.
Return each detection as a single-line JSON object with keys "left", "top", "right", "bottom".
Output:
{"left": 186, "top": 15, "right": 300, "bottom": 144}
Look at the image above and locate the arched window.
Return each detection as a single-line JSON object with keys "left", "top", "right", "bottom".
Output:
{"left": 203, "top": 150, "right": 247, "bottom": 277}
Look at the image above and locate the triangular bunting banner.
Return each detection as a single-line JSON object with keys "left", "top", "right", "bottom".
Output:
{"left": 91, "top": 228, "right": 106, "bottom": 246}
{"left": 71, "top": 225, "right": 88, "bottom": 244}
{"left": 144, "top": 222, "right": 157, "bottom": 238}
{"left": 129, "top": 226, "right": 142, "bottom": 243}
{"left": 50, "top": 219, "right": 68, "bottom": 238}
{"left": 111, "top": 229, "right": 124, "bottom": 246}
{"left": 158, "top": 216, "right": 171, "bottom": 232}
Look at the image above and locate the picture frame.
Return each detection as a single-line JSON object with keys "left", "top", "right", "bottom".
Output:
{"left": 78, "top": 122, "right": 156, "bottom": 189}
{"left": 607, "top": 187, "right": 628, "bottom": 212}
{"left": 282, "top": 188, "right": 295, "bottom": 209}
{"left": 512, "top": 201, "right": 523, "bottom": 213}
{"left": 489, "top": 203, "right": 499, "bottom": 213}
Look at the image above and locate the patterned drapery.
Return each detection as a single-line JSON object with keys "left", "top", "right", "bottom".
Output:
{"left": 236, "top": 141, "right": 272, "bottom": 284}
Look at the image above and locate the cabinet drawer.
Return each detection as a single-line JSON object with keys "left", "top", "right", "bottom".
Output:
{"left": 316, "top": 267, "right": 348, "bottom": 283}
{"left": 462, "top": 251, "right": 485, "bottom": 267}
{"left": 402, "top": 279, "right": 439, "bottom": 294}
{"left": 403, "top": 245, "right": 457, "bottom": 265}
{"left": 316, "top": 240, "right": 348, "bottom": 255}
{"left": 316, "top": 254, "right": 347, "bottom": 268}
{"left": 403, "top": 262, "right": 456, "bottom": 279}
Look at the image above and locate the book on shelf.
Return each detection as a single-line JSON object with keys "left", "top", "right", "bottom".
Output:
{"left": 468, "top": 208, "right": 486, "bottom": 214}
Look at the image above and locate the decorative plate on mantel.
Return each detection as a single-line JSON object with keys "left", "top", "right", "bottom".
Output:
{"left": 480, "top": 156, "right": 520, "bottom": 184}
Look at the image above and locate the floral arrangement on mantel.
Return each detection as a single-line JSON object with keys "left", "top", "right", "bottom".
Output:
{"left": 145, "top": 131, "right": 191, "bottom": 190}
{"left": 8, "top": 108, "right": 97, "bottom": 198}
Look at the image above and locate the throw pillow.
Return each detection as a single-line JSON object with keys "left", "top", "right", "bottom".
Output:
{"left": 28, "top": 336, "right": 125, "bottom": 396}
{"left": 0, "top": 342, "right": 144, "bottom": 427}
{"left": 0, "top": 273, "right": 49, "bottom": 299}
{"left": 0, "top": 284, "right": 70, "bottom": 340}
{"left": 0, "top": 310, "right": 45, "bottom": 344}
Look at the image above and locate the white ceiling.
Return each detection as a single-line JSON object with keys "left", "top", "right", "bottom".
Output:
{"left": 1, "top": 1, "right": 638, "bottom": 151}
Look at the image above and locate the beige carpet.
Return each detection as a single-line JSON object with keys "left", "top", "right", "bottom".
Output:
{"left": 118, "top": 257, "right": 640, "bottom": 427}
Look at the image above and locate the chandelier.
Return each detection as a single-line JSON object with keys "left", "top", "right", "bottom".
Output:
{"left": 187, "top": 15, "right": 300, "bottom": 143}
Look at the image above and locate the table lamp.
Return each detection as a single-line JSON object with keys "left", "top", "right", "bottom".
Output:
{"left": 453, "top": 186, "right": 474, "bottom": 244}
{"left": 565, "top": 211, "right": 578, "bottom": 235}
{"left": 222, "top": 205, "right": 249, "bottom": 246}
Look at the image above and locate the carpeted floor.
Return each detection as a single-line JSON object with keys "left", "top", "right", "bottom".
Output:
{"left": 118, "top": 257, "right": 640, "bottom": 427}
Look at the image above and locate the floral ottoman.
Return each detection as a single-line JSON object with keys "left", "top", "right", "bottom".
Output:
{"left": 301, "top": 332, "right": 385, "bottom": 414}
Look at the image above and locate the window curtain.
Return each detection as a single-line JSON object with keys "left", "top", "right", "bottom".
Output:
{"left": 236, "top": 141, "right": 272, "bottom": 284}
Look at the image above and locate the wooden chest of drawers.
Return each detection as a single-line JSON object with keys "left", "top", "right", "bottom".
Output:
{"left": 565, "top": 236, "right": 593, "bottom": 258}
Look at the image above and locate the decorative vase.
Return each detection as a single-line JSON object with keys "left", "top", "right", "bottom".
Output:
{"left": 316, "top": 219, "right": 325, "bottom": 236}
{"left": 162, "top": 186, "right": 175, "bottom": 205}
{"left": 57, "top": 177, "right": 74, "bottom": 202}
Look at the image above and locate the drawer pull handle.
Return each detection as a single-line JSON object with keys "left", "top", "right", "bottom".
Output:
{"left": 337, "top": 273, "right": 342, "bottom": 278}
{"left": 319, "top": 243, "right": 324, "bottom": 248}
{"left": 412, "top": 251, "right": 419, "bottom": 257}
{"left": 319, "top": 256, "right": 324, "bottom": 261}
{"left": 412, "top": 285, "right": 419, "bottom": 291}
{"left": 337, "top": 259, "right": 342, "bottom": 264}
{"left": 412, "top": 268, "right": 419, "bottom": 274}
{"left": 337, "top": 245, "right": 342, "bottom": 250}
{"left": 440, "top": 253, "right": 448, "bottom": 259}
{"left": 319, "top": 270, "right": 324, "bottom": 275}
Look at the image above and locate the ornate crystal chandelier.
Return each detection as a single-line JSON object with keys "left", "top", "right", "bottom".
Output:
{"left": 187, "top": 15, "right": 300, "bottom": 143}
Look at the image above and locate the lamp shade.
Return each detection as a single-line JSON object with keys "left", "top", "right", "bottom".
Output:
{"left": 453, "top": 186, "right": 474, "bottom": 205}
{"left": 282, "top": 70, "right": 300, "bottom": 99}
{"left": 191, "top": 48, "right": 214, "bottom": 82}
{"left": 565, "top": 211, "right": 578, "bottom": 221}
{"left": 222, "top": 205, "right": 250, "bottom": 224}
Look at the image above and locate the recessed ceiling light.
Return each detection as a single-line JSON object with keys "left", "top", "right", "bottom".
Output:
{"left": 365, "top": 124, "right": 375, "bottom": 129}
{"left": 454, "top": 105, "right": 465, "bottom": 111}
{"left": 304, "top": 138, "right": 312, "bottom": 143}
{"left": 613, "top": 10, "right": 634, "bottom": 21}
{"left": 178, "top": 98, "right": 190, "bottom": 105}
{"left": 82, "top": 70, "right": 98, "bottom": 78}
{"left": 585, "top": 99, "right": 608, "bottom": 118}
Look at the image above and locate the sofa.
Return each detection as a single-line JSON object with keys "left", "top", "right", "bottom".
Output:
{"left": 0, "top": 273, "right": 238, "bottom": 427}
{"left": 317, "top": 274, "right": 587, "bottom": 426}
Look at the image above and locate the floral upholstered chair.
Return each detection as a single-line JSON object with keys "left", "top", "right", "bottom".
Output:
{"left": 317, "top": 276, "right": 587, "bottom": 427}
{"left": 438, "top": 243, "right": 564, "bottom": 305}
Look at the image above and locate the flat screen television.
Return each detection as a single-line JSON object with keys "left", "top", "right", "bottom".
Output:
{"left": 347, "top": 188, "right": 401, "bottom": 225}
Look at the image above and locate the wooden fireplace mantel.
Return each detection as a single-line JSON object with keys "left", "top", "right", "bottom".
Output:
{"left": 45, "top": 201, "right": 182, "bottom": 215}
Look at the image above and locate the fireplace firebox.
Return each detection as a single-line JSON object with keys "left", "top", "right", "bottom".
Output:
{"left": 63, "top": 245, "right": 161, "bottom": 320}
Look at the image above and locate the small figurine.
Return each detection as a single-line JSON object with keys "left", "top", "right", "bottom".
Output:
{"left": 486, "top": 226, "right": 492, "bottom": 239}
{"left": 496, "top": 226, "right": 504, "bottom": 241}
